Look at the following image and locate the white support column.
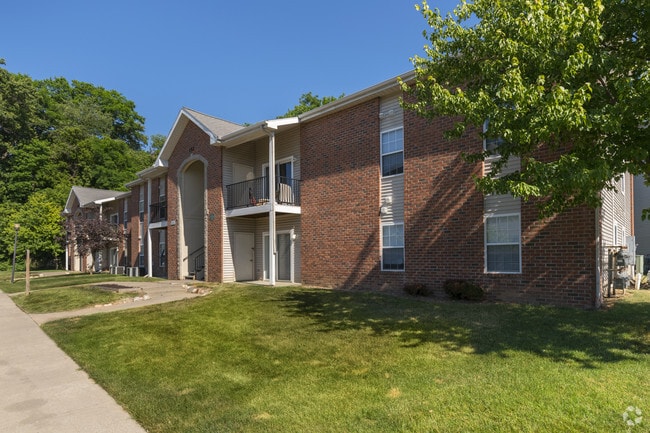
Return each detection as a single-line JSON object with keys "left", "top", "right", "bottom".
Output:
{"left": 146, "top": 178, "right": 153, "bottom": 277}
{"left": 268, "top": 130, "right": 276, "bottom": 286}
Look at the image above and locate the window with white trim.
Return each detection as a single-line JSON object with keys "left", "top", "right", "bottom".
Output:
{"left": 382, "top": 223, "right": 404, "bottom": 271}
{"left": 485, "top": 214, "right": 521, "bottom": 273}
{"left": 381, "top": 128, "right": 403, "bottom": 177}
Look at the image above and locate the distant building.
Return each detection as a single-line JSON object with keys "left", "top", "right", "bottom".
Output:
{"left": 634, "top": 176, "right": 650, "bottom": 274}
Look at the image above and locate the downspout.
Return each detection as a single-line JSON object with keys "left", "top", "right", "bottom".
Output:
{"left": 263, "top": 125, "right": 277, "bottom": 286}
{"left": 146, "top": 178, "right": 153, "bottom": 277}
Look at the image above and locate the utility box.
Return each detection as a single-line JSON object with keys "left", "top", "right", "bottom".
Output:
{"left": 616, "top": 251, "right": 634, "bottom": 267}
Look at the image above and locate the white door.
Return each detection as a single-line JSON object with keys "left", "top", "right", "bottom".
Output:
{"left": 234, "top": 232, "right": 255, "bottom": 281}
{"left": 263, "top": 232, "right": 292, "bottom": 281}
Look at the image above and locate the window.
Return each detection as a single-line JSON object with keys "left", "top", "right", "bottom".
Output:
{"left": 483, "top": 118, "right": 505, "bottom": 154}
{"left": 159, "top": 231, "right": 166, "bottom": 267}
{"left": 139, "top": 185, "right": 144, "bottom": 222}
{"left": 381, "top": 128, "right": 403, "bottom": 177}
{"left": 382, "top": 223, "right": 404, "bottom": 271}
{"left": 109, "top": 213, "right": 119, "bottom": 225}
{"left": 158, "top": 176, "right": 167, "bottom": 219}
{"left": 123, "top": 199, "right": 128, "bottom": 227}
{"left": 139, "top": 221, "right": 144, "bottom": 267}
{"left": 485, "top": 214, "right": 521, "bottom": 273}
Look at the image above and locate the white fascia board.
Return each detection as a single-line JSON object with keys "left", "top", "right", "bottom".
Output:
{"left": 94, "top": 197, "right": 119, "bottom": 205}
{"left": 265, "top": 117, "right": 299, "bottom": 130}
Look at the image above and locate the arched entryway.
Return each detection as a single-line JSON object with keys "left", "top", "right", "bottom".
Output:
{"left": 179, "top": 159, "right": 206, "bottom": 279}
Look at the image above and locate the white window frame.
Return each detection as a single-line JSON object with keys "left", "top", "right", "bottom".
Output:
{"left": 484, "top": 213, "right": 522, "bottom": 274}
{"left": 109, "top": 213, "right": 119, "bottom": 225}
{"left": 381, "top": 222, "right": 405, "bottom": 272}
{"left": 381, "top": 127, "right": 404, "bottom": 178}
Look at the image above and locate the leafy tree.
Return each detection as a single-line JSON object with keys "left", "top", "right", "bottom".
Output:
{"left": 1, "top": 192, "right": 65, "bottom": 269}
{"left": 279, "top": 92, "right": 344, "bottom": 118}
{"left": 147, "top": 134, "right": 167, "bottom": 155}
{"left": 402, "top": 0, "right": 649, "bottom": 217}
{"left": 76, "top": 137, "right": 154, "bottom": 190}
{"left": 68, "top": 216, "right": 124, "bottom": 273}
{"left": 39, "top": 78, "right": 147, "bottom": 150}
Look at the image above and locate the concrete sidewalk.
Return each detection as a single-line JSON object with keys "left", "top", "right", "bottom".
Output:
{"left": 0, "top": 280, "right": 205, "bottom": 432}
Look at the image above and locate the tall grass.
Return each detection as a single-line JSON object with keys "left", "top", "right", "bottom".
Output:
{"left": 43, "top": 284, "right": 650, "bottom": 433}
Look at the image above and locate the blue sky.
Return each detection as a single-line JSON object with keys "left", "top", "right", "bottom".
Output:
{"left": 2, "top": 0, "right": 459, "bottom": 141}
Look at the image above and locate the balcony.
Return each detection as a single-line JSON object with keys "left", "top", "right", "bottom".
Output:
{"left": 149, "top": 201, "right": 167, "bottom": 223}
{"left": 226, "top": 176, "right": 301, "bottom": 211}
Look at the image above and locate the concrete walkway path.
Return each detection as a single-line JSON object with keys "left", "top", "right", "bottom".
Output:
{"left": 0, "top": 279, "right": 205, "bottom": 433}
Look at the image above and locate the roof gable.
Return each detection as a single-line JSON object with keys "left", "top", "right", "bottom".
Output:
{"left": 155, "top": 108, "right": 243, "bottom": 164}
{"left": 63, "top": 186, "right": 126, "bottom": 214}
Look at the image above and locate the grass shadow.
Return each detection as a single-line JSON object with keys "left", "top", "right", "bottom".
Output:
{"left": 278, "top": 288, "right": 650, "bottom": 368}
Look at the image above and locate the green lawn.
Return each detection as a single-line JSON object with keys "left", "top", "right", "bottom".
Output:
{"left": 0, "top": 271, "right": 151, "bottom": 294}
{"left": 40, "top": 283, "right": 650, "bottom": 433}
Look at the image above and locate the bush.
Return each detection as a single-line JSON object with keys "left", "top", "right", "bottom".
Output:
{"left": 443, "top": 279, "right": 485, "bottom": 301}
{"left": 403, "top": 283, "right": 430, "bottom": 297}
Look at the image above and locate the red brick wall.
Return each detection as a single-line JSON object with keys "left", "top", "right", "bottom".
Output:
{"left": 403, "top": 108, "right": 598, "bottom": 307}
{"left": 125, "top": 184, "right": 144, "bottom": 270}
{"left": 301, "top": 98, "right": 403, "bottom": 291}
{"left": 166, "top": 120, "right": 223, "bottom": 281}
{"left": 300, "top": 95, "right": 598, "bottom": 307}
{"left": 402, "top": 110, "right": 485, "bottom": 292}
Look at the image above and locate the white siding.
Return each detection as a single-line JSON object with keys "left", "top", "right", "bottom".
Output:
{"left": 483, "top": 155, "right": 521, "bottom": 177}
{"left": 380, "top": 95, "right": 403, "bottom": 132}
{"left": 380, "top": 175, "right": 404, "bottom": 224}
{"left": 484, "top": 194, "right": 521, "bottom": 215}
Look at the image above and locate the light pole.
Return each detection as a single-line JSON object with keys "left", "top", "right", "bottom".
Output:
{"left": 11, "top": 223, "right": 20, "bottom": 283}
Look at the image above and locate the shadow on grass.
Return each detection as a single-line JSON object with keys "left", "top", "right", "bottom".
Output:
{"left": 278, "top": 289, "right": 650, "bottom": 368}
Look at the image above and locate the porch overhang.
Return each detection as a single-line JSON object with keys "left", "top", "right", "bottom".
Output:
{"left": 216, "top": 117, "right": 299, "bottom": 148}
{"left": 225, "top": 203, "right": 301, "bottom": 218}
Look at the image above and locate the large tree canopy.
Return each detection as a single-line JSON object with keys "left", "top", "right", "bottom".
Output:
{"left": 0, "top": 61, "right": 155, "bottom": 267}
{"left": 402, "top": 0, "right": 649, "bottom": 217}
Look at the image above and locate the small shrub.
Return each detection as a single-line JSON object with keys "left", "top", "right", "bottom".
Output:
{"left": 444, "top": 279, "right": 485, "bottom": 301}
{"left": 403, "top": 283, "right": 429, "bottom": 296}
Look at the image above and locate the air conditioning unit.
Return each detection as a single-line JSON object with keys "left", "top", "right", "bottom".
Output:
{"left": 115, "top": 266, "right": 125, "bottom": 275}
{"left": 127, "top": 267, "right": 139, "bottom": 277}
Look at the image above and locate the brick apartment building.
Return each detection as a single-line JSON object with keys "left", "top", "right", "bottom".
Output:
{"left": 63, "top": 72, "right": 635, "bottom": 308}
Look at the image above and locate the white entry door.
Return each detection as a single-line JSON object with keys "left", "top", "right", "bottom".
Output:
{"left": 234, "top": 232, "right": 255, "bottom": 281}
{"left": 263, "top": 232, "right": 292, "bottom": 281}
